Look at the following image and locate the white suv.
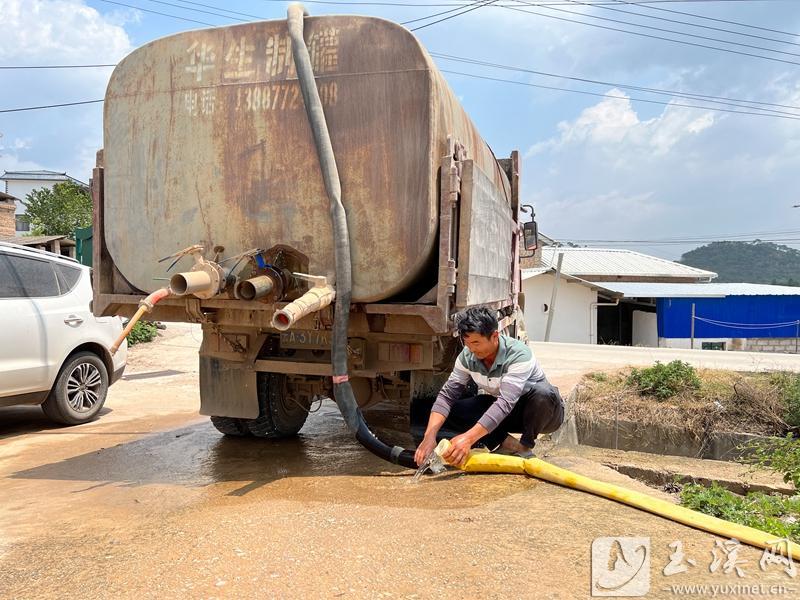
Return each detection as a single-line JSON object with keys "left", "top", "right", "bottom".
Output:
{"left": 0, "top": 242, "right": 127, "bottom": 424}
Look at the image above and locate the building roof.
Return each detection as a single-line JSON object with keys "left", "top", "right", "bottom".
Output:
{"left": 522, "top": 267, "right": 623, "bottom": 297}
{"left": 0, "top": 235, "right": 76, "bottom": 247}
{"left": 0, "top": 191, "right": 17, "bottom": 202}
{"left": 541, "top": 248, "right": 716, "bottom": 282}
{"left": 594, "top": 282, "right": 800, "bottom": 298}
{"left": 1, "top": 170, "right": 88, "bottom": 186}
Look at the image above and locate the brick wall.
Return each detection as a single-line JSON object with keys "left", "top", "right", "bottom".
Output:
{"left": 0, "top": 201, "right": 15, "bottom": 237}
{"left": 747, "top": 337, "right": 799, "bottom": 354}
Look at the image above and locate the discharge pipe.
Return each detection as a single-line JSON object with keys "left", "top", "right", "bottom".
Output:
{"left": 236, "top": 275, "right": 275, "bottom": 301}
{"left": 271, "top": 274, "right": 335, "bottom": 331}
{"left": 166, "top": 245, "right": 226, "bottom": 300}
{"left": 110, "top": 287, "right": 171, "bottom": 355}
{"left": 432, "top": 440, "right": 800, "bottom": 561}
{"left": 287, "top": 4, "right": 416, "bottom": 469}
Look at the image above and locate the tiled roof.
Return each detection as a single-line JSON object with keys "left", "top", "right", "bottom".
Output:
{"left": 0, "top": 235, "right": 76, "bottom": 246}
{"left": 594, "top": 282, "right": 800, "bottom": 298}
{"left": 521, "top": 267, "right": 623, "bottom": 297}
{"left": 1, "top": 170, "right": 87, "bottom": 186}
{"left": 541, "top": 248, "right": 716, "bottom": 281}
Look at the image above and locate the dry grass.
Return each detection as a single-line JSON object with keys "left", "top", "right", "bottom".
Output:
{"left": 575, "top": 368, "right": 792, "bottom": 438}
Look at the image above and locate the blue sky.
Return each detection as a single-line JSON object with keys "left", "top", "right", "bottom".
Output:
{"left": 1, "top": 0, "right": 799, "bottom": 259}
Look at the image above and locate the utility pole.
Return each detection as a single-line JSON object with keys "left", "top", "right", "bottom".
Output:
{"left": 544, "top": 252, "right": 563, "bottom": 342}
{"left": 690, "top": 303, "right": 696, "bottom": 350}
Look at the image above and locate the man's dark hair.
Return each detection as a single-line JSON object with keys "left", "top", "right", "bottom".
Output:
{"left": 455, "top": 307, "right": 498, "bottom": 340}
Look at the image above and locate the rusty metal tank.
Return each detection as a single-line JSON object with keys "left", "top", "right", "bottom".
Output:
{"left": 103, "top": 15, "right": 509, "bottom": 303}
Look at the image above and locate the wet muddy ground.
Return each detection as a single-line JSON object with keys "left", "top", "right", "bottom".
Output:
{"left": 1, "top": 326, "right": 796, "bottom": 598}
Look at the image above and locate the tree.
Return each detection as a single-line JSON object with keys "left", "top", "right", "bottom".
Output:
{"left": 680, "top": 241, "right": 800, "bottom": 285}
{"left": 21, "top": 181, "right": 91, "bottom": 238}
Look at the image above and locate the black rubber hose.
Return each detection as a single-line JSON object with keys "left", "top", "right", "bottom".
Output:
{"left": 287, "top": 5, "right": 416, "bottom": 469}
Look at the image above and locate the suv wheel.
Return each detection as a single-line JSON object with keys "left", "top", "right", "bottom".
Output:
{"left": 42, "top": 351, "right": 109, "bottom": 425}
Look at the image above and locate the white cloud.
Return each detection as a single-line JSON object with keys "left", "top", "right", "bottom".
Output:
{"left": 536, "top": 190, "right": 668, "bottom": 229}
{"left": 0, "top": 0, "right": 133, "bottom": 180}
{"left": 522, "top": 81, "right": 800, "bottom": 258}
{"left": 0, "top": 136, "right": 33, "bottom": 151}
{"left": 529, "top": 89, "right": 716, "bottom": 159}
{"left": 0, "top": 0, "right": 131, "bottom": 63}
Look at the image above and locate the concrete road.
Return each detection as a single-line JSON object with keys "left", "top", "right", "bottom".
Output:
{"left": 534, "top": 341, "right": 800, "bottom": 394}
{"left": 1, "top": 328, "right": 797, "bottom": 599}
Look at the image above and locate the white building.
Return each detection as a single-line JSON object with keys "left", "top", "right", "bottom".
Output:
{"left": 0, "top": 170, "right": 88, "bottom": 235}
{"left": 523, "top": 248, "right": 718, "bottom": 345}
{"left": 522, "top": 268, "right": 621, "bottom": 344}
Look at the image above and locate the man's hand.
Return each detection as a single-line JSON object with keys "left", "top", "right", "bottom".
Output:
{"left": 414, "top": 435, "right": 438, "bottom": 467}
{"left": 441, "top": 432, "right": 474, "bottom": 467}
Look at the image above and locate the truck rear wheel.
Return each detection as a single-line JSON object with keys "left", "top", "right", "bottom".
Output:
{"left": 209, "top": 416, "right": 250, "bottom": 436}
{"left": 246, "top": 372, "right": 310, "bottom": 438}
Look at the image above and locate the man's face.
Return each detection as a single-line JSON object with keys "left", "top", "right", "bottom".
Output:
{"left": 462, "top": 331, "right": 499, "bottom": 360}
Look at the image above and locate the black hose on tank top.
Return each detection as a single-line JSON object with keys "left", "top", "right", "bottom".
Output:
{"left": 287, "top": 4, "right": 416, "bottom": 469}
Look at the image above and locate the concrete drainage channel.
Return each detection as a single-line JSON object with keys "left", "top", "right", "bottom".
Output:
{"left": 602, "top": 462, "right": 794, "bottom": 497}
{"left": 552, "top": 388, "right": 793, "bottom": 497}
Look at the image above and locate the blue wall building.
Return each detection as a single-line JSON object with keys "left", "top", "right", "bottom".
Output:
{"left": 593, "top": 282, "right": 800, "bottom": 353}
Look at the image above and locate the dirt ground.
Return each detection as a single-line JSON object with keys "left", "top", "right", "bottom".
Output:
{"left": 1, "top": 326, "right": 798, "bottom": 599}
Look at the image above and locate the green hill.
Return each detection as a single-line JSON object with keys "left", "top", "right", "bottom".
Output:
{"left": 679, "top": 241, "right": 800, "bottom": 285}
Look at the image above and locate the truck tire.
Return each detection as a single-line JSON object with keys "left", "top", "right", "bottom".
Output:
{"left": 246, "top": 373, "right": 310, "bottom": 438}
{"left": 209, "top": 416, "right": 250, "bottom": 436}
{"left": 42, "top": 351, "right": 109, "bottom": 425}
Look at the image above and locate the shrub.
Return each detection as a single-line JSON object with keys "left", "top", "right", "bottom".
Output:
{"left": 740, "top": 434, "right": 800, "bottom": 490}
{"left": 586, "top": 371, "right": 609, "bottom": 383}
{"left": 626, "top": 360, "right": 700, "bottom": 400}
{"left": 680, "top": 482, "right": 800, "bottom": 543}
{"left": 768, "top": 372, "right": 800, "bottom": 428}
{"left": 126, "top": 321, "right": 158, "bottom": 346}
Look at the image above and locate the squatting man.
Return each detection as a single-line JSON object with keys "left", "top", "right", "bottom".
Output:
{"left": 413, "top": 306, "right": 565, "bottom": 467}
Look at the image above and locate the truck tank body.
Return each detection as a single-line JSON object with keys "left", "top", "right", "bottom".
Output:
{"left": 103, "top": 15, "right": 509, "bottom": 303}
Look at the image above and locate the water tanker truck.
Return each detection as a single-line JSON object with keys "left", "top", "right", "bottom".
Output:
{"left": 93, "top": 6, "right": 538, "bottom": 468}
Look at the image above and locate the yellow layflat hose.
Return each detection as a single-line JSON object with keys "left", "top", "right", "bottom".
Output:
{"left": 433, "top": 439, "right": 800, "bottom": 561}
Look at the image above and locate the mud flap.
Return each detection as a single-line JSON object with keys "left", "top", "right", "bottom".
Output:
{"left": 199, "top": 356, "right": 259, "bottom": 419}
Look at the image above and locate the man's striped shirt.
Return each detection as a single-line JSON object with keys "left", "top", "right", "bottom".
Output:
{"left": 431, "top": 335, "right": 546, "bottom": 433}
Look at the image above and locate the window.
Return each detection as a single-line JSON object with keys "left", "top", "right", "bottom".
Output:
{"left": 0, "top": 254, "right": 26, "bottom": 298}
{"left": 54, "top": 263, "right": 82, "bottom": 294}
{"left": 0, "top": 254, "right": 60, "bottom": 298}
{"left": 15, "top": 215, "right": 30, "bottom": 232}
{"left": 702, "top": 341, "right": 726, "bottom": 351}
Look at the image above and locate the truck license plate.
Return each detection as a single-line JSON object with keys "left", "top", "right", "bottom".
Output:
{"left": 279, "top": 330, "right": 331, "bottom": 350}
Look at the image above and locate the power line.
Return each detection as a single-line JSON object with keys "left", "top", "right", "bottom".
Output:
{"left": 575, "top": 0, "right": 800, "bottom": 49}
{"left": 4, "top": 63, "right": 798, "bottom": 121}
{"left": 616, "top": 0, "right": 800, "bottom": 38}
{"left": 173, "top": 0, "right": 267, "bottom": 21}
{"left": 0, "top": 100, "right": 104, "bottom": 114}
{"left": 0, "top": 64, "right": 116, "bottom": 69}
{"left": 441, "top": 69, "right": 800, "bottom": 120}
{"left": 564, "top": 228, "right": 800, "bottom": 241}
{"left": 402, "top": 0, "right": 489, "bottom": 25}
{"left": 6, "top": 52, "right": 797, "bottom": 118}
{"left": 402, "top": 0, "right": 490, "bottom": 25}
{"left": 431, "top": 52, "right": 800, "bottom": 115}
{"left": 5, "top": 53, "right": 798, "bottom": 116}
{"left": 140, "top": 0, "right": 246, "bottom": 22}
{"left": 95, "top": 0, "right": 216, "bottom": 27}
{"left": 552, "top": 0, "right": 800, "bottom": 58}
{"left": 408, "top": 0, "right": 501, "bottom": 31}
{"left": 559, "top": 238, "right": 800, "bottom": 245}
{"left": 502, "top": 1, "right": 800, "bottom": 68}
{"left": 252, "top": 0, "right": 800, "bottom": 6}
